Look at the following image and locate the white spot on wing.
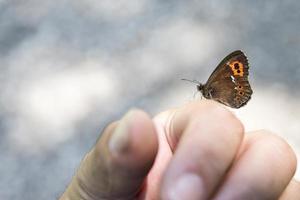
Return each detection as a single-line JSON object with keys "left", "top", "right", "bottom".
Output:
{"left": 230, "top": 75, "right": 236, "bottom": 83}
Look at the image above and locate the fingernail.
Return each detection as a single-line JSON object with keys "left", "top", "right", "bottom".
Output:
{"left": 109, "top": 110, "right": 134, "bottom": 155}
{"left": 167, "top": 173, "right": 205, "bottom": 200}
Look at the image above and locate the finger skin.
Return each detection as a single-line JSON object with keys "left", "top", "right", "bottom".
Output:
{"left": 160, "top": 100, "right": 244, "bottom": 200}
{"left": 60, "top": 109, "right": 158, "bottom": 200}
{"left": 166, "top": 100, "right": 243, "bottom": 150}
{"left": 139, "top": 111, "right": 175, "bottom": 200}
{"left": 213, "top": 131, "right": 297, "bottom": 200}
{"left": 279, "top": 179, "right": 300, "bottom": 200}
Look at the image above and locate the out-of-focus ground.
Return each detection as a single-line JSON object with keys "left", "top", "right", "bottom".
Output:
{"left": 0, "top": 1, "right": 300, "bottom": 199}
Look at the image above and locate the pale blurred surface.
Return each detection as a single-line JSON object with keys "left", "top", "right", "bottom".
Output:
{"left": 1, "top": 1, "right": 300, "bottom": 199}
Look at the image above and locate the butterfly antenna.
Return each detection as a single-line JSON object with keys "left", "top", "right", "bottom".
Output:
{"left": 181, "top": 78, "right": 200, "bottom": 85}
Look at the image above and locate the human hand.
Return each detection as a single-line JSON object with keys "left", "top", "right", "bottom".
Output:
{"left": 59, "top": 100, "right": 299, "bottom": 200}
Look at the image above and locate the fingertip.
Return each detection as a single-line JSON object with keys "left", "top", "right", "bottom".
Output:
{"left": 213, "top": 130, "right": 297, "bottom": 200}
{"left": 80, "top": 109, "right": 158, "bottom": 199}
{"left": 124, "top": 109, "right": 159, "bottom": 167}
{"left": 246, "top": 130, "right": 297, "bottom": 175}
{"left": 106, "top": 108, "right": 158, "bottom": 170}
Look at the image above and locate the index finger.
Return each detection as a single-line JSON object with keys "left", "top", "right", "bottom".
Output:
{"left": 162, "top": 100, "right": 244, "bottom": 151}
{"left": 159, "top": 100, "right": 245, "bottom": 199}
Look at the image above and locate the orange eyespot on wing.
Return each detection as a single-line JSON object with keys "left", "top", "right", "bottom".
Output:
{"left": 228, "top": 61, "right": 244, "bottom": 77}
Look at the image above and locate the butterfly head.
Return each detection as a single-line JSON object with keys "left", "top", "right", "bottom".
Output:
{"left": 197, "top": 83, "right": 212, "bottom": 99}
{"left": 196, "top": 83, "right": 204, "bottom": 93}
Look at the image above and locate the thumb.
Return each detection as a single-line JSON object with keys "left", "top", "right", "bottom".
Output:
{"left": 60, "top": 109, "right": 158, "bottom": 200}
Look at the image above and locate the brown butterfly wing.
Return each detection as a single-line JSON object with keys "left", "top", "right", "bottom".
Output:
{"left": 203, "top": 50, "right": 253, "bottom": 108}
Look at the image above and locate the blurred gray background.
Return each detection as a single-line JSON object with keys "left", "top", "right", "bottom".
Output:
{"left": 1, "top": 0, "right": 300, "bottom": 199}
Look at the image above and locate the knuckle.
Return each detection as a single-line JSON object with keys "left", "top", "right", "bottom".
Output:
{"left": 202, "top": 101, "right": 244, "bottom": 134}
{"left": 253, "top": 130, "right": 297, "bottom": 172}
{"left": 268, "top": 134, "right": 297, "bottom": 169}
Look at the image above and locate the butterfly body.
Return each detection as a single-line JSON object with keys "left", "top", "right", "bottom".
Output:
{"left": 186, "top": 50, "right": 253, "bottom": 109}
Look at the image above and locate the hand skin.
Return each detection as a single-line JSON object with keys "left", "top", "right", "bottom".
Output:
{"left": 59, "top": 100, "right": 300, "bottom": 200}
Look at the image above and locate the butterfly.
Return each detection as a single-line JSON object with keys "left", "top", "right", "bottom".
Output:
{"left": 182, "top": 50, "right": 253, "bottom": 108}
